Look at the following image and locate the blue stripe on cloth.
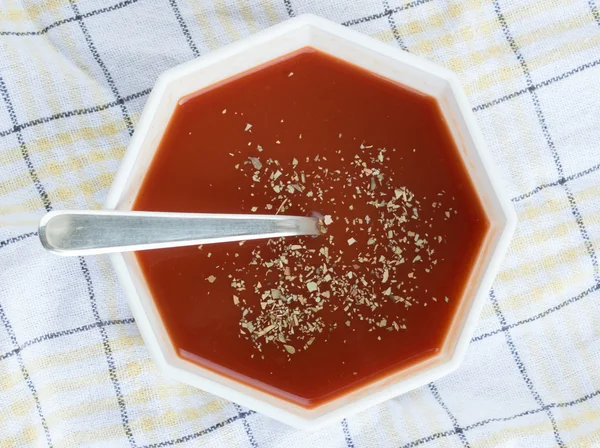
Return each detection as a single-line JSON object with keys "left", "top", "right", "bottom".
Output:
{"left": 489, "top": 289, "right": 565, "bottom": 446}
{"left": 492, "top": 0, "right": 599, "bottom": 284}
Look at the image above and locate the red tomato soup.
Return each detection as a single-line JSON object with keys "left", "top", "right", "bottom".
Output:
{"left": 133, "top": 48, "right": 489, "bottom": 408}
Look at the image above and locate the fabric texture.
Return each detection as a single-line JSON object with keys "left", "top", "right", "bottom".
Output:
{"left": 1, "top": 0, "right": 600, "bottom": 446}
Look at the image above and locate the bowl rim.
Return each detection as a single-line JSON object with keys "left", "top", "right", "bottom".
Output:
{"left": 103, "top": 13, "right": 517, "bottom": 429}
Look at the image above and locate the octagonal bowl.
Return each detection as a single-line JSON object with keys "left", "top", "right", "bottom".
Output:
{"left": 103, "top": 13, "right": 516, "bottom": 429}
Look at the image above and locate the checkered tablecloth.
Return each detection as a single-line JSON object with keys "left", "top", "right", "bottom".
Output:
{"left": 1, "top": 0, "right": 600, "bottom": 446}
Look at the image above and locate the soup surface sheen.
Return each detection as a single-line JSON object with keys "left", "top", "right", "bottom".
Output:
{"left": 134, "top": 48, "right": 489, "bottom": 408}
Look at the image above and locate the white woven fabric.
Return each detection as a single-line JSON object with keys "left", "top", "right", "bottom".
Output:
{"left": 1, "top": 0, "right": 600, "bottom": 446}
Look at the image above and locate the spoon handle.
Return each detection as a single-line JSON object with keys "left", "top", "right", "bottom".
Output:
{"left": 39, "top": 210, "right": 320, "bottom": 256}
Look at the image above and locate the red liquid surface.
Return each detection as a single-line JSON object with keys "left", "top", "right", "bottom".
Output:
{"left": 133, "top": 48, "right": 489, "bottom": 408}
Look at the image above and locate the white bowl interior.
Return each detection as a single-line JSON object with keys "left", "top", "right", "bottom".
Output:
{"left": 104, "top": 14, "right": 516, "bottom": 429}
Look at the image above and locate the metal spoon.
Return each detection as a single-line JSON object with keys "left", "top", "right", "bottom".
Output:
{"left": 39, "top": 210, "right": 321, "bottom": 256}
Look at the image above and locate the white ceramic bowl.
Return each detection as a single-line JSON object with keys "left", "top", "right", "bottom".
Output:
{"left": 104, "top": 14, "right": 517, "bottom": 429}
